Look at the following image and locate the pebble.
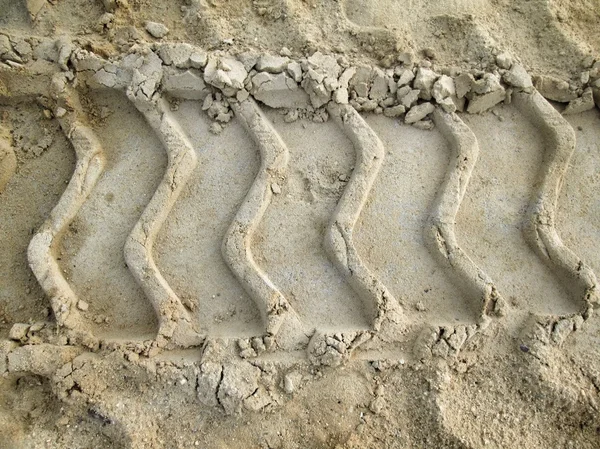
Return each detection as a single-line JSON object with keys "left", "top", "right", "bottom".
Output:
{"left": 413, "top": 68, "right": 438, "bottom": 100}
{"left": 383, "top": 104, "right": 406, "bottom": 117}
{"left": 405, "top": 102, "right": 435, "bottom": 124}
{"left": 466, "top": 87, "right": 506, "bottom": 114}
{"left": 502, "top": 64, "right": 533, "bottom": 91}
{"left": 432, "top": 75, "right": 455, "bottom": 102}
{"left": 495, "top": 52, "right": 513, "bottom": 70}
{"left": 256, "top": 55, "right": 289, "bottom": 73}
{"left": 252, "top": 72, "right": 310, "bottom": 109}
{"left": 563, "top": 88, "right": 595, "bottom": 115}
{"left": 145, "top": 21, "right": 169, "bottom": 39}
{"left": 9, "top": 323, "right": 30, "bottom": 342}
{"left": 400, "top": 89, "right": 420, "bottom": 108}
{"left": 533, "top": 75, "right": 578, "bottom": 102}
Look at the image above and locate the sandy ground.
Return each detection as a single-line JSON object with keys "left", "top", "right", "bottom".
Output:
{"left": 1, "top": 0, "right": 600, "bottom": 448}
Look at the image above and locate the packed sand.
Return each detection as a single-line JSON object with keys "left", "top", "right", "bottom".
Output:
{"left": 1, "top": 0, "right": 600, "bottom": 448}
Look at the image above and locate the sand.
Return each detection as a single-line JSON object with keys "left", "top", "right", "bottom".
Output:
{"left": 1, "top": 0, "right": 600, "bottom": 447}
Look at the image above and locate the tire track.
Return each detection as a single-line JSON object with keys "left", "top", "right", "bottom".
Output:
{"left": 426, "top": 108, "right": 503, "bottom": 319}
{"left": 125, "top": 61, "right": 203, "bottom": 347}
{"left": 226, "top": 98, "right": 306, "bottom": 351}
{"left": 155, "top": 102, "right": 262, "bottom": 338}
{"left": 512, "top": 91, "right": 598, "bottom": 312}
{"left": 27, "top": 75, "right": 105, "bottom": 332}
{"left": 325, "top": 103, "right": 402, "bottom": 333}
{"left": 255, "top": 111, "right": 368, "bottom": 332}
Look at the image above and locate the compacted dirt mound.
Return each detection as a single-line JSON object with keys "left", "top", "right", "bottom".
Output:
{"left": 1, "top": 1, "right": 600, "bottom": 448}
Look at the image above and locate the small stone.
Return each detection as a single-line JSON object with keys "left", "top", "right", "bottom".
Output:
{"left": 189, "top": 51, "right": 208, "bottom": 69}
{"left": 239, "top": 348, "right": 257, "bottom": 359}
{"left": 9, "top": 323, "right": 30, "bottom": 342}
{"left": 405, "top": 102, "right": 435, "bottom": 124}
{"left": 163, "top": 70, "right": 209, "bottom": 100}
{"left": 338, "top": 67, "right": 356, "bottom": 88}
{"left": 395, "top": 85, "right": 411, "bottom": 101}
{"left": 502, "top": 64, "right": 533, "bottom": 91}
{"left": 271, "top": 183, "right": 281, "bottom": 195}
{"left": 283, "top": 372, "right": 302, "bottom": 394}
{"left": 158, "top": 43, "right": 194, "bottom": 68}
{"left": 400, "top": 89, "right": 420, "bottom": 108}
{"left": 563, "top": 88, "right": 595, "bottom": 115}
{"left": 454, "top": 73, "right": 473, "bottom": 98}
{"left": 369, "top": 68, "right": 388, "bottom": 100}
{"left": 204, "top": 56, "right": 247, "bottom": 92}
{"left": 284, "top": 110, "right": 299, "bottom": 123}
{"left": 383, "top": 104, "right": 406, "bottom": 117}
{"left": 466, "top": 87, "right": 506, "bottom": 114}
{"left": 533, "top": 75, "right": 578, "bottom": 102}
{"left": 306, "top": 51, "right": 341, "bottom": 79}
{"left": 77, "top": 300, "right": 89, "bottom": 311}
{"left": 471, "top": 73, "right": 502, "bottom": 95}
{"left": 145, "top": 21, "right": 169, "bottom": 38}
{"left": 496, "top": 52, "right": 513, "bottom": 70}
{"left": 413, "top": 68, "right": 439, "bottom": 100}
{"left": 580, "top": 71, "right": 590, "bottom": 85}
{"left": 286, "top": 61, "right": 303, "bottom": 83}
{"left": 551, "top": 319, "right": 574, "bottom": 345}
{"left": 256, "top": 55, "right": 289, "bottom": 73}
{"left": 432, "top": 75, "right": 455, "bottom": 102}
{"left": 349, "top": 66, "right": 371, "bottom": 92}
{"left": 252, "top": 72, "right": 310, "bottom": 109}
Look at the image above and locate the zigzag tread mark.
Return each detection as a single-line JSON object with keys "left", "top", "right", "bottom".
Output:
{"left": 426, "top": 108, "right": 504, "bottom": 319}
{"left": 513, "top": 91, "right": 599, "bottom": 313}
{"left": 27, "top": 80, "right": 105, "bottom": 332}
{"left": 124, "top": 95, "right": 203, "bottom": 349}
{"left": 225, "top": 98, "right": 307, "bottom": 351}
{"left": 325, "top": 102, "right": 403, "bottom": 334}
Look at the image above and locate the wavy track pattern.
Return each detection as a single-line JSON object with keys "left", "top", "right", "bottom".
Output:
{"left": 512, "top": 91, "right": 599, "bottom": 311}
{"left": 27, "top": 80, "right": 105, "bottom": 331}
{"left": 124, "top": 95, "right": 203, "bottom": 348}
{"left": 325, "top": 102, "right": 401, "bottom": 332}
{"left": 226, "top": 98, "right": 305, "bottom": 350}
{"left": 426, "top": 108, "right": 503, "bottom": 319}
